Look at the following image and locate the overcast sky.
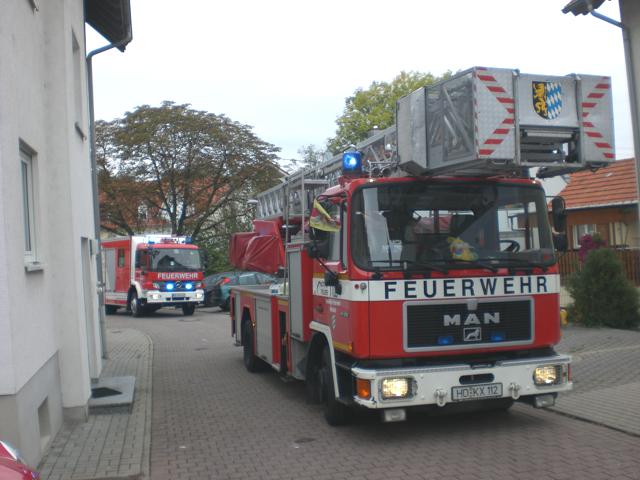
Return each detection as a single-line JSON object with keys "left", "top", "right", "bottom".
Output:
{"left": 87, "top": 0, "right": 632, "bottom": 168}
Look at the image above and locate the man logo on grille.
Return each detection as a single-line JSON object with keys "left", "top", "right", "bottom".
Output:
{"left": 463, "top": 327, "right": 481, "bottom": 342}
{"left": 443, "top": 312, "right": 500, "bottom": 326}
{"left": 532, "top": 81, "right": 562, "bottom": 120}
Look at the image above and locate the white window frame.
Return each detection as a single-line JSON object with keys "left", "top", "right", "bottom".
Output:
{"left": 609, "top": 221, "right": 628, "bottom": 247}
{"left": 20, "top": 144, "right": 39, "bottom": 266}
{"left": 572, "top": 224, "right": 597, "bottom": 249}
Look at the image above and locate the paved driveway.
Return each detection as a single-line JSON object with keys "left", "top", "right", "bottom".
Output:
{"left": 107, "top": 309, "right": 639, "bottom": 480}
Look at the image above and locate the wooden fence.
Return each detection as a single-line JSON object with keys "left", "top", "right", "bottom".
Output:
{"left": 557, "top": 249, "right": 640, "bottom": 286}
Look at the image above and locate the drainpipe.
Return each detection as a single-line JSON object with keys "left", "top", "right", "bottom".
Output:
{"left": 87, "top": 24, "right": 132, "bottom": 360}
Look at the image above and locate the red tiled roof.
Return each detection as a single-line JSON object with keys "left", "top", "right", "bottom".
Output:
{"left": 557, "top": 158, "right": 639, "bottom": 210}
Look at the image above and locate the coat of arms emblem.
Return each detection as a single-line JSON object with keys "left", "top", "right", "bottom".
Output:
{"left": 532, "top": 81, "right": 562, "bottom": 119}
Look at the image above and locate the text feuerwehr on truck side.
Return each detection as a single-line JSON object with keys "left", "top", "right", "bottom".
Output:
{"left": 228, "top": 67, "right": 614, "bottom": 424}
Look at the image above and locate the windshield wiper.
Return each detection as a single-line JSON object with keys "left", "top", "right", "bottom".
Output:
{"left": 369, "top": 259, "right": 449, "bottom": 274}
{"left": 496, "top": 257, "right": 549, "bottom": 272}
{"left": 449, "top": 259, "right": 498, "bottom": 273}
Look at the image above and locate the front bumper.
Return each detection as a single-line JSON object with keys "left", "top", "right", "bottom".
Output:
{"left": 351, "top": 354, "right": 572, "bottom": 409}
{"left": 144, "top": 289, "right": 204, "bottom": 305}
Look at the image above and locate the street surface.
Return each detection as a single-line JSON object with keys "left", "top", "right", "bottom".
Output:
{"left": 108, "top": 308, "right": 640, "bottom": 480}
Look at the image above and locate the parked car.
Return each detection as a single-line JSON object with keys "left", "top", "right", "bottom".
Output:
{"left": 0, "top": 440, "right": 39, "bottom": 480}
{"left": 203, "top": 271, "right": 274, "bottom": 310}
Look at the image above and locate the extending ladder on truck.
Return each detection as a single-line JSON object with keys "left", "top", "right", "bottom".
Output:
{"left": 255, "top": 66, "right": 615, "bottom": 225}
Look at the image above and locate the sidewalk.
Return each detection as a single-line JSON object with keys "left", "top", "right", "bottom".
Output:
{"left": 38, "top": 327, "right": 152, "bottom": 480}
{"left": 36, "top": 321, "right": 640, "bottom": 480}
{"left": 552, "top": 325, "right": 640, "bottom": 436}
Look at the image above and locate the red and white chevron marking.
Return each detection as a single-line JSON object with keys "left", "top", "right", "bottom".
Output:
{"left": 475, "top": 68, "right": 515, "bottom": 157}
{"left": 581, "top": 78, "right": 614, "bottom": 160}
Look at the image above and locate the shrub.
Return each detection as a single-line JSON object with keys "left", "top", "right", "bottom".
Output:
{"left": 567, "top": 248, "right": 640, "bottom": 329}
{"left": 577, "top": 233, "right": 605, "bottom": 263}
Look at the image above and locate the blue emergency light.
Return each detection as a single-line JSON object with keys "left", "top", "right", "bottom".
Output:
{"left": 490, "top": 331, "right": 506, "bottom": 342}
{"left": 166, "top": 282, "right": 175, "bottom": 291}
{"left": 437, "top": 335, "right": 454, "bottom": 346}
{"left": 342, "top": 151, "right": 362, "bottom": 175}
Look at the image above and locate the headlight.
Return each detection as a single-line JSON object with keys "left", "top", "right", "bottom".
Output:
{"left": 381, "top": 377, "right": 413, "bottom": 400}
{"left": 149, "top": 293, "right": 161, "bottom": 300}
{"left": 534, "top": 365, "right": 565, "bottom": 386}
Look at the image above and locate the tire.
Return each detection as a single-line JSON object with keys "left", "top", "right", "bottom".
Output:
{"left": 182, "top": 303, "right": 196, "bottom": 316}
{"left": 242, "top": 321, "right": 262, "bottom": 373}
{"left": 320, "top": 345, "right": 350, "bottom": 426}
{"left": 105, "top": 305, "right": 118, "bottom": 315}
{"left": 204, "top": 292, "right": 212, "bottom": 307}
{"left": 129, "top": 292, "right": 143, "bottom": 317}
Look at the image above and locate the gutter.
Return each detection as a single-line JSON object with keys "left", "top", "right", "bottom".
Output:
{"left": 86, "top": 4, "right": 132, "bottom": 361}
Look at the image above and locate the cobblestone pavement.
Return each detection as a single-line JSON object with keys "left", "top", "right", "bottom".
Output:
{"left": 37, "top": 310, "right": 640, "bottom": 480}
{"left": 38, "top": 327, "right": 152, "bottom": 480}
{"left": 552, "top": 325, "right": 640, "bottom": 436}
{"left": 126, "top": 310, "right": 639, "bottom": 480}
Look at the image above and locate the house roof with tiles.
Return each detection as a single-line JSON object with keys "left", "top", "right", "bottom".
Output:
{"left": 557, "top": 158, "right": 638, "bottom": 210}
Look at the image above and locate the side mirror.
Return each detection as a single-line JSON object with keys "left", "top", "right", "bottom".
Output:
{"left": 324, "top": 271, "right": 342, "bottom": 295}
{"left": 305, "top": 237, "right": 330, "bottom": 259}
{"left": 200, "top": 250, "right": 209, "bottom": 270}
{"left": 306, "top": 243, "right": 319, "bottom": 259}
{"left": 551, "top": 196, "right": 567, "bottom": 233}
{"left": 553, "top": 233, "right": 568, "bottom": 252}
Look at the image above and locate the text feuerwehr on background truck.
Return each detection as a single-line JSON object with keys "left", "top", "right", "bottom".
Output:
{"left": 228, "top": 67, "right": 614, "bottom": 424}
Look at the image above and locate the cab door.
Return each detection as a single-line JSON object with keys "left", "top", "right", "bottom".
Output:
{"left": 115, "top": 248, "right": 131, "bottom": 292}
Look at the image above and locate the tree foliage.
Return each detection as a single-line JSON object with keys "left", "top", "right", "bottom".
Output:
{"left": 97, "top": 102, "right": 283, "bottom": 271}
{"left": 283, "top": 144, "right": 327, "bottom": 173}
{"left": 567, "top": 248, "right": 640, "bottom": 329}
{"left": 327, "top": 70, "right": 452, "bottom": 154}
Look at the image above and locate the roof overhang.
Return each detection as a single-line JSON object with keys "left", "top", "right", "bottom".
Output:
{"left": 84, "top": 0, "right": 132, "bottom": 52}
{"left": 566, "top": 200, "right": 639, "bottom": 211}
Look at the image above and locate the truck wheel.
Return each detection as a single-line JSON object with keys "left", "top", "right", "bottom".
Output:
{"left": 204, "top": 292, "right": 212, "bottom": 307}
{"left": 320, "top": 345, "right": 350, "bottom": 426}
{"left": 130, "top": 292, "right": 143, "bottom": 318}
{"left": 242, "top": 321, "right": 262, "bottom": 373}
{"left": 105, "top": 305, "right": 118, "bottom": 315}
{"left": 182, "top": 303, "right": 196, "bottom": 316}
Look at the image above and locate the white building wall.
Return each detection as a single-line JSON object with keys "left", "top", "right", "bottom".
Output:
{"left": 0, "top": 0, "right": 102, "bottom": 466}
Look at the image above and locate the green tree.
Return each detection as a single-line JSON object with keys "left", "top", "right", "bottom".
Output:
{"left": 97, "top": 102, "right": 282, "bottom": 262}
{"left": 567, "top": 248, "right": 640, "bottom": 329}
{"left": 327, "top": 70, "right": 452, "bottom": 154}
{"left": 283, "top": 144, "right": 327, "bottom": 173}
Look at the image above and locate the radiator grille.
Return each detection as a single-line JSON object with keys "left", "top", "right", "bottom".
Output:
{"left": 405, "top": 300, "right": 532, "bottom": 350}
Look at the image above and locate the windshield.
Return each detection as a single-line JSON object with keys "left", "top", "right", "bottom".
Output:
{"left": 149, "top": 247, "right": 202, "bottom": 272}
{"left": 351, "top": 181, "right": 555, "bottom": 271}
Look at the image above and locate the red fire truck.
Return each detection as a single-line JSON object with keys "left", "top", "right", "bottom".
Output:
{"left": 102, "top": 234, "right": 205, "bottom": 316}
{"left": 229, "top": 67, "right": 614, "bottom": 424}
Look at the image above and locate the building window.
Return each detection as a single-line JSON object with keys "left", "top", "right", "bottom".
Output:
{"left": 72, "top": 30, "right": 86, "bottom": 139}
{"left": 572, "top": 224, "right": 597, "bottom": 249}
{"left": 609, "top": 222, "right": 629, "bottom": 247}
{"left": 20, "top": 144, "right": 38, "bottom": 263}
